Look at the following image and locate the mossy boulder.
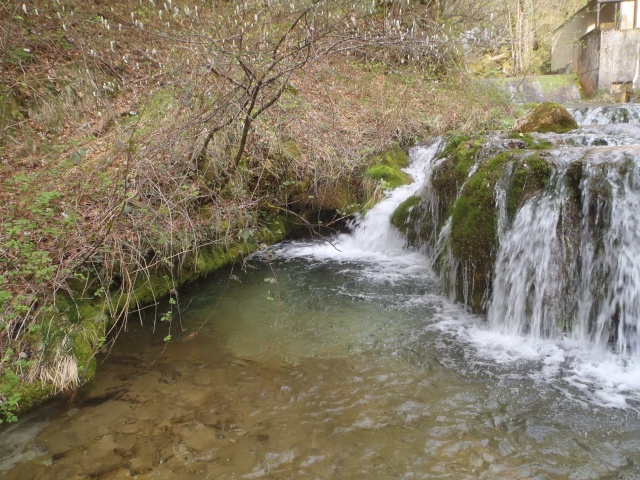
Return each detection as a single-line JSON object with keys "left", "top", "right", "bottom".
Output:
{"left": 448, "top": 151, "right": 553, "bottom": 309}
{"left": 431, "top": 135, "right": 484, "bottom": 221}
{"left": 513, "top": 102, "right": 578, "bottom": 134}
{"left": 364, "top": 145, "right": 411, "bottom": 189}
{"left": 450, "top": 153, "right": 513, "bottom": 279}
{"left": 390, "top": 195, "right": 420, "bottom": 236}
{"left": 365, "top": 165, "right": 409, "bottom": 188}
{"left": 398, "top": 143, "right": 555, "bottom": 312}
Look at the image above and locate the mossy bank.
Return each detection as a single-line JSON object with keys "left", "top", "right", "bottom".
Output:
{"left": 0, "top": 144, "right": 411, "bottom": 422}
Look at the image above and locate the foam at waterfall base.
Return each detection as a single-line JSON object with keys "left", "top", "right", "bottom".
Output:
{"left": 427, "top": 311, "right": 640, "bottom": 410}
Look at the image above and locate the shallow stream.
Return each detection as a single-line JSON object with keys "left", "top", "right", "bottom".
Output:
{"left": 1, "top": 142, "right": 640, "bottom": 479}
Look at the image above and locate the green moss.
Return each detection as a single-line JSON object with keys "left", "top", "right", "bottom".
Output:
{"left": 514, "top": 102, "right": 578, "bottom": 134}
{"left": 364, "top": 165, "right": 410, "bottom": 188}
{"left": 439, "top": 134, "right": 469, "bottom": 158}
{"left": 431, "top": 135, "right": 483, "bottom": 222}
{"left": 364, "top": 145, "right": 411, "bottom": 190}
{"left": 507, "top": 153, "right": 553, "bottom": 220}
{"left": 521, "top": 102, "right": 540, "bottom": 110}
{"left": 535, "top": 74, "right": 579, "bottom": 94}
{"left": 121, "top": 215, "right": 294, "bottom": 309}
{"left": 450, "top": 153, "right": 510, "bottom": 261}
{"left": 0, "top": 297, "right": 104, "bottom": 419}
{"left": 375, "top": 145, "right": 410, "bottom": 169}
{"left": 507, "top": 132, "right": 553, "bottom": 150}
{"left": 447, "top": 152, "right": 516, "bottom": 309}
{"left": 390, "top": 195, "right": 420, "bottom": 231}
{"left": 71, "top": 322, "right": 102, "bottom": 382}
{"left": 0, "top": 373, "right": 56, "bottom": 416}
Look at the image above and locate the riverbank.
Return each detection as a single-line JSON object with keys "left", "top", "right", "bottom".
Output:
{"left": 0, "top": 0, "right": 517, "bottom": 421}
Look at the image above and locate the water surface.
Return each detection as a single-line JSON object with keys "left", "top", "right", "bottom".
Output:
{"left": 1, "top": 144, "right": 639, "bottom": 479}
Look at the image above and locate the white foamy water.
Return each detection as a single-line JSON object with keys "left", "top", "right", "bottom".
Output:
{"left": 277, "top": 140, "right": 443, "bottom": 276}
{"left": 568, "top": 104, "right": 640, "bottom": 125}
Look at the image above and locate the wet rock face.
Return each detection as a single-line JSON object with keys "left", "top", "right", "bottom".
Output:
{"left": 513, "top": 102, "right": 578, "bottom": 134}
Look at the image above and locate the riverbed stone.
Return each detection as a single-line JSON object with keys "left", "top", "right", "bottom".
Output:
{"left": 513, "top": 102, "right": 578, "bottom": 134}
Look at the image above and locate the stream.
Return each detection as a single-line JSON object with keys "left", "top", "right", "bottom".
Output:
{"left": 2, "top": 112, "right": 640, "bottom": 479}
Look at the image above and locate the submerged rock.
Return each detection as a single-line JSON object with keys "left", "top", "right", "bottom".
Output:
{"left": 513, "top": 102, "right": 578, "bottom": 134}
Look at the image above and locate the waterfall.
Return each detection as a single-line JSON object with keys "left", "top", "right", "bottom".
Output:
{"left": 277, "top": 140, "right": 443, "bottom": 273}
{"left": 488, "top": 188, "right": 565, "bottom": 339}
{"left": 567, "top": 104, "right": 640, "bottom": 125}
{"left": 487, "top": 147, "right": 640, "bottom": 359}
{"left": 397, "top": 105, "right": 640, "bottom": 361}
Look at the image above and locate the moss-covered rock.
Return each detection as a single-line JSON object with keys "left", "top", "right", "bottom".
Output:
{"left": 507, "top": 153, "right": 553, "bottom": 221}
{"left": 364, "top": 145, "right": 411, "bottom": 189}
{"left": 372, "top": 145, "right": 410, "bottom": 170}
{"left": 450, "top": 153, "right": 512, "bottom": 271}
{"left": 390, "top": 195, "right": 420, "bottom": 233}
{"left": 397, "top": 142, "right": 555, "bottom": 312}
{"left": 513, "top": 102, "right": 578, "bottom": 134}
{"left": 430, "top": 135, "right": 484, "bottom": 219}
{"left": 364, "top": 165, "right": 409, "bottom": 188}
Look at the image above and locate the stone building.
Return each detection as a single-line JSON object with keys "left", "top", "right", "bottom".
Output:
{"left": 551, "top": 0, "right": 640, "bottom": 96}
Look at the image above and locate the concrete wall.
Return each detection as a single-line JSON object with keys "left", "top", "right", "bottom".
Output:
{"left": 574, "top": 29, "right": 601, "bottom": 96}
{"left": 598, "top": 29, "right": 640, "bottom": 88}
{"left": 551, "top": 1, "right": 622, "bottom": 73}
{"left": 552, "top": 9, "right": 594, "bottom": 72}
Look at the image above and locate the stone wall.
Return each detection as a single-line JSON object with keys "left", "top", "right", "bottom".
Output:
{"left": 574, "top": 29, "right": 601, "bottom": 96}
{"left": 599, "top": 29, "right": 640, "bottom": 89}
{"left": 482, "top": 75, "right": 581, "bottom": 104}
{"left": 574, "top": 27, "right": 640, "bottom": 95}
{"left": 551, "top": 8, "right": 593, "bottom": 73}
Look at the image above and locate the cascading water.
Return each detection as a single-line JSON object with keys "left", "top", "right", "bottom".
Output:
{"left": 568, "top": 104, "right": 640, "bottom": 125}
{"left": 488, "top": 133, "right": 640, "bottom": 359}
{"left": 397, "top": 103, "right": 640, "bottom": 402}
{"left": 279, "top": 140, "right": 443, "bottom": 270}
